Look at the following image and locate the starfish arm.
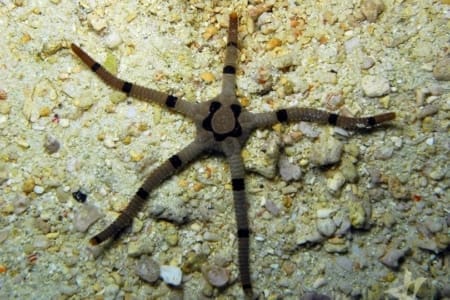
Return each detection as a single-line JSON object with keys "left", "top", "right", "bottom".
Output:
{"left": 227, "top": 150, "right": 253, "bottom": 298}
{"left": 251, "top": 107, "right": 395, "bottom": 130}
{"left": 71, "top": 43, "right": 199, "bottom": 118}
{"left": 90, "top": 140, "right": 205, "bottom": 245}
{"left": 221, "top": 12, "right": 239, "bottom": 99}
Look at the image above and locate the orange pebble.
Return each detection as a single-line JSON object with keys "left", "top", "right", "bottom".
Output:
{"left": 0, "top": 264, "right": 7, "bottom": 273}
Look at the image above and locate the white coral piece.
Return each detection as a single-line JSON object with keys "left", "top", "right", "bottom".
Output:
{"left": 385, "top": 269, "right": 427, "bottom": 300}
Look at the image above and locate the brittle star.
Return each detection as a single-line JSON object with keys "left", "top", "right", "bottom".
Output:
{"left": 71, "top": 12, "right": 395, "bottom": 298}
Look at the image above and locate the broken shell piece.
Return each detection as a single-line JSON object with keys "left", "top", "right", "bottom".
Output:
{"left": 160, "top": 265, "right": 182, "bottom": 286}
{"left": 203, "top": 265, "right": 230, "bottom": 288}
{"left": 360, "top": 0, "right": 385, "bottom": 22}
{"left": 0, "top": 88, "right": 7, "bottom": 100}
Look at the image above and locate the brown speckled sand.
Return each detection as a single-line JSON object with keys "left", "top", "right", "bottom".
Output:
{"left": 0, "top": 1, "right": 449, "bottom": 299}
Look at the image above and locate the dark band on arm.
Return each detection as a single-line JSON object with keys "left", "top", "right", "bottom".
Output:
{"left": 122, "top": 81, "right": 132, "bottom": 94}
{"left": 91, "top": 63, "right": 101, "bottom": 72}
{"left": 223, "top": 65, "right": 236, "bottom": 74}
{"left": 242, "top": 283, "right": 252, "bottom": 291}
{"left": 231, "top": 178, "right": 245, "bottom": 191}
{"left": 165, "top": 95, "right": 178, "bottom": 108}
{"left": 136, "top": 188, "right": 149, "bottom": 199}
{"left": 237, "top": 228, "right": 249, "bottom": 238}
{"left": 328, "top": 113, "right": 338, "bottom": 125}
{"left": 276, "top": 109, "right": 288, "bottom": 122}
{"left": 169, "top": 155, "right": 182, "bottom": 169}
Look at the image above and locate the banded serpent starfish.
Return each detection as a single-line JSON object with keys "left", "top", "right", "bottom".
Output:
{"left": 72, "top": 12, "right": 395, "bottom": 298}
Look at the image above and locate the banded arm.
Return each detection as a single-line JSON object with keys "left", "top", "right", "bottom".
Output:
{"left": 71, "top": 43, "right": 198, "bottom": 118}
{"left": 90, "top": 140, "right": 205, "bottom": 245}
{"left": 221, "top": 12, "right": 239, "bottom": 99}
{"left": 227, "top": 151, "right": 253, "bottom": 298}
{"left": 251, "top": 107, "right": 395, "bottom": 130}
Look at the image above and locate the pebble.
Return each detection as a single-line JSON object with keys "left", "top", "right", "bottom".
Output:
{"left": 416, "top": 238, "right": 440, "bottom": 253}
{"left": 87, "top": 12, "right": 107, "bottom": 32}
{"left": 72, "top": 190, "right": 87, "bottom": 203}
{"left": 312, "top": 277, "right": 328, "bottom": 289}
{"left": 415, "top": 85, "right": 447, "bottom": 105}
{"left": 417, "top": 104, "right": 439, "bottom": 119}
{"left": 387, "top": 176, "right": 409, "bottom": 200}
{"left": 433, "top": 56, "right": 450, "bottom": 81}
{"left": 424, "top": 216, "right": 443, "bottom": 233}
{"left": 326, "top": 171, "right": 346, "bottom": 194}
{"left": 0, "top": 229, "right": 9, "bottom": 244}
{"left": 182, "top": 252, "right": 208, "bottom": 274}
{"left": 340, "top": 159, "right": 358, "bottom": 183}
{"left": 160, "top": 265, "right": 182, "bottom": 286}
{"left": 74, "top": 96, "right": 95, "bottom": 110}
{"left": 344, "top": 37, "right": 360, "bottom": 54}
{"left": 335, "top": 256, "right": 353, "bottom": 272}
{"left": 127, "top": 238, "right": 155, "bottom": 257}
{"left": 33, "top": 185, "right": 45, "bottom": 194}
{"left": 13, "top": 195, "right": 30, "bottom": 214}
{"left": 149, "top": 204, "right": 189, "bottom": 225}
{"left": 296, "top": 230, "right": 325, "bottom": 245}
{"left": 0, "top": 88, "right": 7, "bottom": 100}
{"left": 44, "top": 135, "right": 60, "bottom": 154}
{"left": 361, "top": 56, "right": 375, "bottom": 70}
{"left": 136, "top": 256, "right": 160, "bottom": 283}
{"left": 379, "top": 246, "right": 409, "bottom": 269}
{"left": 33, "top": 235, "right": 50, "bottom": 249}
{"left": 361, "top": 75, "right": 390, "bottom": 97}
{"left": 200, "top": 72, "right": 215, "bottom": 83}
{"left": 360, "top": 0, "right": 385, "bottom": 22}
{"left": 103, "top": 284, "right": 119, "bottom": 299}
{"left": 244, "top": 131, "right": 281, "bottom": 179}
{"left": 35, "top": 218, "right": 51, "bottom": 234}
{"left": 425, "top": 165, "right": 446, "bottom": 181}
{"left": 310, "top": 135, "right": 343, "bottom": 166}
{"left": 165, "top": 233, "right": 178, "bottom": 246}
{"left": 104, "top": 31, "right": 122, "bottom": 49}
{"left": 316, "top": 208, "right": 335, "bottom": 219}
{"left": 335, "top": 217, "right": 351, "bottom": 236}
{"left": 348, "top": 201, "right": 368, "bottom": 229}
{"left": 316, "top": 217, "right": 337, "bottom": 237}
{"left": 73, "top": 204, "right": 103, "bottom": 232}
{"left": 22, "top": 177, "right": 36, "bottom": 194}
{"left": 203, "top": 265, "right": 229, "bottom": 288}
{"left": 374, "top": 145, "right": 394, "bottom": 160}
{"left": 299, "top": 121, "right": 321, "bottom": 138}
{"left": 264, "top": 199, "right": 280, "bottom": 216}
{"left": 391, "top": 136, "right": 403, "bottom": 149}
{"left": 325, "top": 92, "right": 344, "bottom": 111}
{"left": 324, "top": 240, "right": 349, "bottom": 253}
{"left": 59, "top": 118, "right": 69, "bottom": 127}
{"left": 435, "top": 233, "right": 450, "bottom": 252}
{"left": 0, "top": 115, "right": 7, "bottom": 126}
{"left": 278, "top": 155, "right": 301, "bottom": 181}
{"left": 203, "top": 231, "right": 220, "bottom": 242}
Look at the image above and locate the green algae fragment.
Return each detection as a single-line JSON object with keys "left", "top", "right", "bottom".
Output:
{"left": 104, "top": 51, "right": 119, "bottom": 74}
